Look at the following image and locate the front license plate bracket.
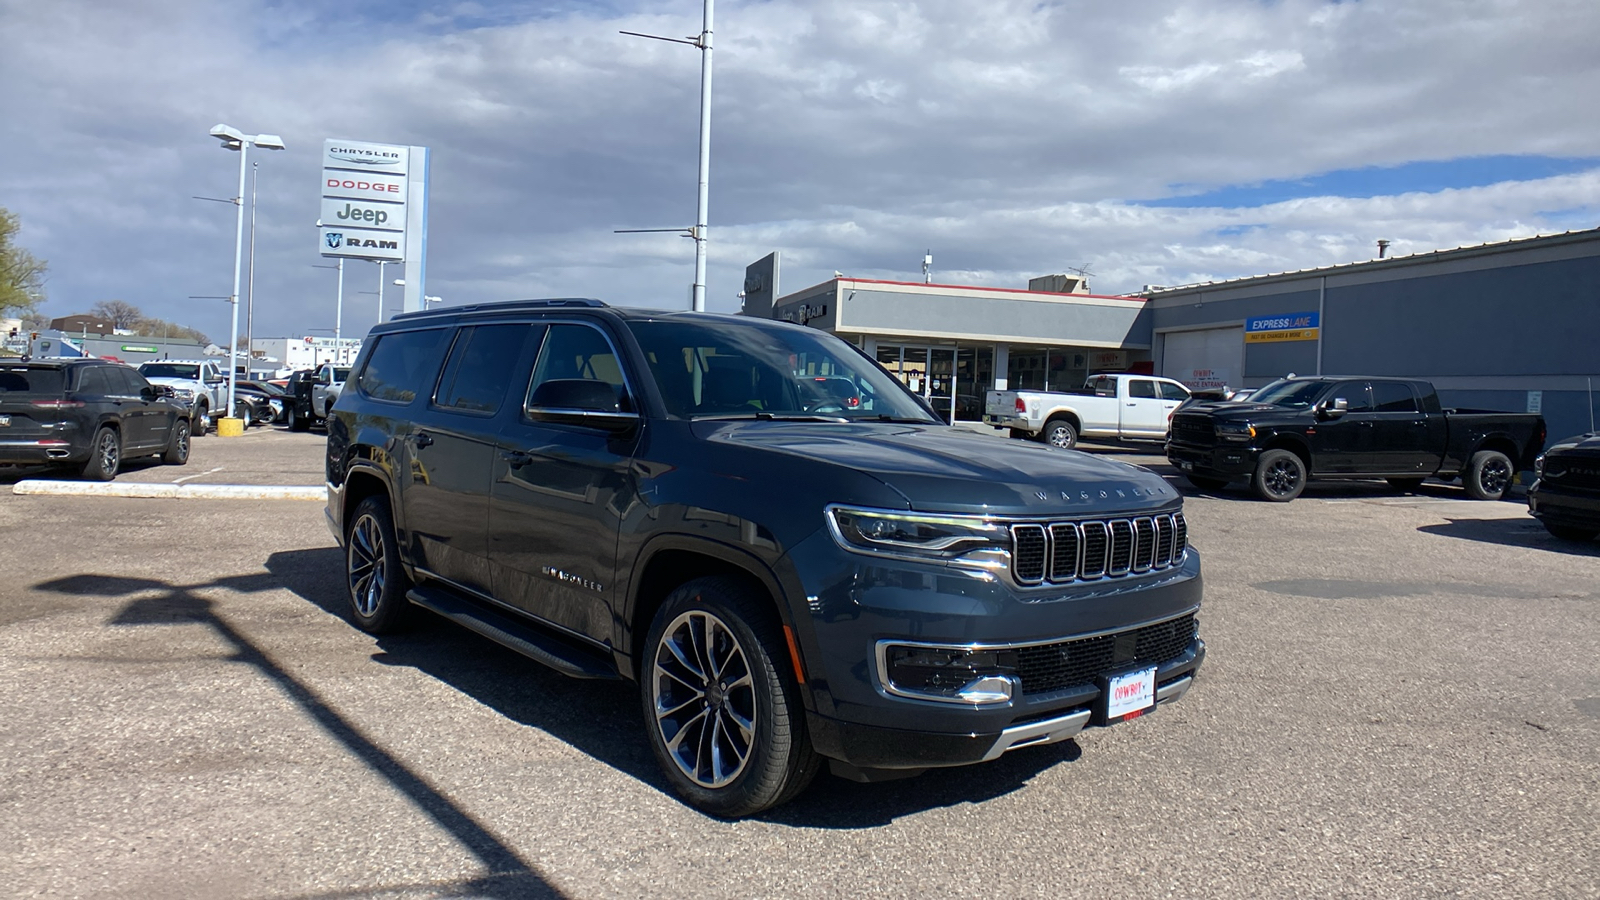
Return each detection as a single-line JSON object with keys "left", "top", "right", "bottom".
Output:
{"left": 1093, "top": 666, "right": 1157, "bottom": 726}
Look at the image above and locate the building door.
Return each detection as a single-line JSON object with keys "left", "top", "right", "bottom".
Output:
{"left": 1161, "top": 327, "right": 1245, "bottom": 392}
{"left": 927, "top": 348, "right": 956, "bottom": 421}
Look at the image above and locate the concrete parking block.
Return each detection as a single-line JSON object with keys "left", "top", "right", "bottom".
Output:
{"left": 12, "top": 479, "right": 323, "bottom": 501}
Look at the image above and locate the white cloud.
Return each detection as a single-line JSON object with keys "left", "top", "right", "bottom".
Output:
{"left": 0, "top": 0, "right": 1596, "bottom": 344}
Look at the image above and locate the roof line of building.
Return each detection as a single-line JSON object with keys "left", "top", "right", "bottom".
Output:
{"left": 1143, "top": 226, "right": 1600, "bottom": 296}
{"left": 789, "top": 276, "right": 1147, "bottom": 304}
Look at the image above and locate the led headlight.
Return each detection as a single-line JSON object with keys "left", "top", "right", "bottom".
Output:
{"left": 1533, "top": 454, "right": 1545, "bottom": 479}
{"left": 1216, "top": 421, "right": 1256, "bottom": 441}
{"left": 826, "top": 506, "right": 1010, "bottom": 571}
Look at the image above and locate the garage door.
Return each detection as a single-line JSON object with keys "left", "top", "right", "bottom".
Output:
{"left": 1160, "top": 327, "right": 1244, "bottom": 392}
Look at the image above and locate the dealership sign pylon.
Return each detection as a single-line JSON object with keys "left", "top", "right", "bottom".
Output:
{"left": 319, "top": 139, "right": 431, "bottom": 315}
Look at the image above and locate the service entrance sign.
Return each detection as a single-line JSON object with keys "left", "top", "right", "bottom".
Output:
{"left": 319, "top": 139, "right": 409, "bottom": 261}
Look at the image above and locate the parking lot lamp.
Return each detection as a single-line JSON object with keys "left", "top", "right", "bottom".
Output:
{"left": 209, "top": 124, "right": 284, "bottom": 421}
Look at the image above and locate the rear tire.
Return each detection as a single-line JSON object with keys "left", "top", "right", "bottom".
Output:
{"left": 641, "top": 576, "right": 821, "bottom": 817}
{"left": 162, "top": 419, "right": 191, "bottom": 465}
{"left": 1252, "top": 449, "right": 1306, "bottom": 502}
{"left": 80, "top": 427, "right": 120, "bottom": 481}
{"left": 1041, "top": 418, "right": 1078, "bottom": 450}
{"left": 288, "top": 405, "right": 310, "bottom": 432}
{"left": 1386, "top": 477, "right": 1426, "bottom": 493}
{"left": 1542, "top": 522, "right": 1598, "bottom": 542}
{"left": 1463, "top": 450, "right": 1513, "bottom": 501}
{"left": 1186, "top": 474, "right": 1229, "bottom": 491}
{"left": 345, "top": 494, "right": 411, "bottom": 633}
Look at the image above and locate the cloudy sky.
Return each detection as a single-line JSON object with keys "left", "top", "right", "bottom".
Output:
{"left": 3, "top": 0, "right": 1598, "bottom": 344}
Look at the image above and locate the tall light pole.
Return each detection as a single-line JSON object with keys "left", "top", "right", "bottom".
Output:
{"left": 245, "top": 161, "right": 258, "bottom": 376}
{"left": 619, "top": 0, "right": 714, "bottom": 311}
{"left": 209, "top": 124, "right": 284, "bottom": 422}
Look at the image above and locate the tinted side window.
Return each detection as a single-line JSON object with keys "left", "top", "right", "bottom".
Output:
{"left": 435, "top": 324, "right": 540, "bottom": 415}
{"left": 113, "top": 367, "right": 147, "bottom": 395}
{"left": 356, "top": 328, "right": 450, "bottom": 404}
{"left": 1333, "top": 382, "right": 1374, "bottom": 412}
{"left": 76, "top": 367, "right": 111, "bottom": 395}
{"left": 1371, "top": 381, "right": 1418, "bottom": 413}
{"left": 1128, "top": 379, "right": 1158, "bottom": 399}
{"left": 525, "top": 324, "right": 630, "bottom": 411}
{"left": 1159, "top": 382, "right": 1190, "bottom": 402}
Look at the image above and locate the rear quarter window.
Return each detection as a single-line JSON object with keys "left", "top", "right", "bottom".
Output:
{"left": 356, "top": 328, "right": 450, "bottom": 404}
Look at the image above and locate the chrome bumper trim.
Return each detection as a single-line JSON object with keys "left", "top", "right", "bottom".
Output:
{"left": 982, "top": 709, "right": 1092, "bottom": 761}
{"left": 1156, "top": 675, "right": 1193, "bottom": 705}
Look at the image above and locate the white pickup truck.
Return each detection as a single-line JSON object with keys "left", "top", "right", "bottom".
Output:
{"left": 985, "top": 373, "right": 1192, "bottom": 448}
{"left": 137, "top": 359, "right": 227, "bottom": 437}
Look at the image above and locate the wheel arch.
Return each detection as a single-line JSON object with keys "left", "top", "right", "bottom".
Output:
{"left": 1261, "top": 434, "right": 1313, "bottom": 474}
{"left": 1042, "top": 407, "right": 1083, "bottom": 433}
{"left": 621, "top": 536, "right": 794, "bottom": 682}
{"left": 1471, "top": 434, "right": 1520, "bottom": 465}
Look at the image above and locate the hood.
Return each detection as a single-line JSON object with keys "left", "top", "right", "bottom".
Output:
{"left": 1546, "top": 432, "right": 1600, "bottom": 458}
{"left": 697, "top": 421, "right": 1180, "bottom": 516}
{"left": 1177, "top": 401, "right": 1280, "bottom": 418}
{"left": 142, "top": 375, "right": 202, "bottom": 386}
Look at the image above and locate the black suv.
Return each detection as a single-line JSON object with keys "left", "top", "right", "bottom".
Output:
{"left": 326, "top": 300, "right": 1205, "bottom": 816}
{"left": 0, "top": 358, "right": 191, "bottom": 479}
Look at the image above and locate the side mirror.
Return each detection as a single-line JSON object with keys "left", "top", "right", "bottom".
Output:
{"left": 141, "top": 386, "right": 158, "bottom": 401}
{"left": 526, "top": 379, "right": 637, "bottom": 432}
{"left": 1318, "top": 397, "right": 1349, "bottom": 419}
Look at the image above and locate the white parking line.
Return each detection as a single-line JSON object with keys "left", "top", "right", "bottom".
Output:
{"left": 173, "top": 466, "right": 226, "bottom": 484}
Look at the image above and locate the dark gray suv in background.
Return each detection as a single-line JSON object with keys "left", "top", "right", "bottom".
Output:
{"left": 326, "top": 299, "right": 1205, "bottom": 816}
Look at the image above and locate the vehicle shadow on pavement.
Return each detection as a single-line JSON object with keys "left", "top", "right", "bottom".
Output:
{"left": 1419, "top": 517, "right": 1600, "bottom": 556}
{"left": 264, "top": 547, "right": 1087, "bottom": 828}
{"left": 32, "top": 570, "right": 570, "bottom": 900}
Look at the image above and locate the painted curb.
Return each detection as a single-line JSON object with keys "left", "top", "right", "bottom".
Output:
{"left": 12, "top": 480, "right": 324, "bottom": 501}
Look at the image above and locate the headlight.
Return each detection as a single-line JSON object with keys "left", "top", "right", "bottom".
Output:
{"left": 1216, "top": 421, "right": 1256, "bottom": 440}
{"left": 1533, "top": 454, "right": 1544, "bottom": 478}
{"left": 826, "top": 506, "right": 1010, "bottom": 572}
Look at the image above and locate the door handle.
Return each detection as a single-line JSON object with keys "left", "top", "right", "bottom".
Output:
{"left": 501, "top": 449, "right": 532, "bottom": 469}
{"left": 413, "top": 432, "right": 434, "bottom": 448}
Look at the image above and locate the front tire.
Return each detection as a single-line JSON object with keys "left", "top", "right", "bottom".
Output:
{"left": 1252, "top": 448, "right": 1306, "bottom": 502}
{"left": 1041, "top": 418, "right": 1078, "bottom": 449}
{"left": 192, "top": 402, "right": 210, "bottom": 437}
{"left": 345, "top": 494, "right": 411, "bottom": 633}
{"left": 288, "top": 405, "right": 309, "bottom": 432}
{"left": 642, "top": 577, "right": 820, "bottom": 818}
{"left": 162, "top": 419, "right": 191, "bottom": 465}
{"left": 80, "top": 427, "right": 121, "bottom": 481}
{"left": 1464, "top": 450, "right": 1513, "bottom": 501}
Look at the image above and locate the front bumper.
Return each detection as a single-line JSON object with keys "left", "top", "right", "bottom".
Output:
{"left": 807, "top": 645, "right": 1203, "bottom": 769}
{"left": 1528, "top": 480, "right": 1600, "bottom": 529}
{"left": 784, "top": 525, "right": 1206, "bottom": 770}
{"left": 1166, "top": 440, "right": 1257, "bottom": 478}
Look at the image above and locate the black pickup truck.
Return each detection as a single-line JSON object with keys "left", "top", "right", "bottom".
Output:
{"left": 1167, "top": 376, "right": 1545, "bottom": 502}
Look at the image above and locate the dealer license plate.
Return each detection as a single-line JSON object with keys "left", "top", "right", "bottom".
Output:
{"left": 1178, "top": 460, "right": 1194, "bottom": 471}
{"left": 1105, "top": 667, "right": 1157, "bottom": 721}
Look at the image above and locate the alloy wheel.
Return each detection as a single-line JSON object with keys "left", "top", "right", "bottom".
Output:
{"left": 1480, "top": 458, "right": 1510, "bottom": 495}
{"left": 652, "top": 610, "right": 757, "bottom": 788}
{"left": 347, "top": 513, "right": 387, "bottom": 617}
{"left": 98, "top": 431, "right": 120, "bottom": 475}
{"left": 1265, "top": 457, "right": 1301, "bottom": 497}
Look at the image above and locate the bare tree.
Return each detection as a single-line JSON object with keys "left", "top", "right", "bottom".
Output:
{"left": 91, "top": 299, "right": 143, "bottom": 330}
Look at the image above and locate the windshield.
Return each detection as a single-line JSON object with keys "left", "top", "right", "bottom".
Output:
{"left": 1248, "top": 379, "right": 1331, "bottom": 409}
{"left": 627, "top": 318, "right": 939, "bottom": 423}
{"left": 139, "top": 363, "right": 199, "bottom": 380}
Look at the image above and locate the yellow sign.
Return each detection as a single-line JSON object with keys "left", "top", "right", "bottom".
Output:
{"left": 1245, "top": 328, "right": 1319, "bottom": 344}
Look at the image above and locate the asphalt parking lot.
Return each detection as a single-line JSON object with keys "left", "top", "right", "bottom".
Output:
{"left": 2, "top": 429, "right": 1596, "bottom": 898}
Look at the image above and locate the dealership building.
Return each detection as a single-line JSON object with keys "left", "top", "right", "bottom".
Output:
{"left": 742, "top": 227, "right": 1600, "bottom": 443}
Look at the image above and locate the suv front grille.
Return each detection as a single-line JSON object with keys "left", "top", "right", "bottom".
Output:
{"left": 1016, "top": 614, "right": 1198, "bottom": 695}
{"left": 1170, "top": 415, "right": 1215, "bottom": 447}
{"left": 1010, "top": 512, "right": 1188, "bottom": 586}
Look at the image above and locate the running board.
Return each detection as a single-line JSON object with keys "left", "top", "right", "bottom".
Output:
{"left": 407, "top": 585, "right": 620, "bottom": 680}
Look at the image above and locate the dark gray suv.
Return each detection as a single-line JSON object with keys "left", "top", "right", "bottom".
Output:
{"left": 325, "top": 299, "right": 1205, "bottom": 816}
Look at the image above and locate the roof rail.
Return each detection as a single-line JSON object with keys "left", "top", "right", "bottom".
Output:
{"left": 391, "top": 298, "right": 607, "bottom": 320}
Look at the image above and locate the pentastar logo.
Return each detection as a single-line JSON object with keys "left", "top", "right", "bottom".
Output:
{"left": 333, "top": 202, "right": 389, "bottom": 227}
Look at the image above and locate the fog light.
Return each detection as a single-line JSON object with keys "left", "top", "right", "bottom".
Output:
{"left": 882, "top": 644, "right": 1020, "bottom": 705}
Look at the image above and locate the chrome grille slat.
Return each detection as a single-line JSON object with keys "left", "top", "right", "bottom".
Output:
{"left": 1011, "top": 512, "right": 1188, "bottom": 587}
